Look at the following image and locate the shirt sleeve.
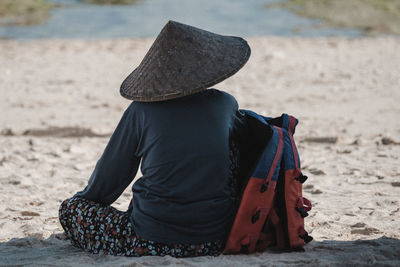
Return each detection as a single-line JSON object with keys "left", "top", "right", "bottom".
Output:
{"left": 74, "top": 102, "right": 141, "bottom": 205}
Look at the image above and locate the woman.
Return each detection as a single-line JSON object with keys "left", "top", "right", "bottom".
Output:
{"left": 59, "top": 20, "right": 250, "bottom": 257}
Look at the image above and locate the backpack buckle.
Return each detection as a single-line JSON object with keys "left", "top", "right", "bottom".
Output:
{"left": 296, "top": 197, "right": 312, "bottom": 218}
{"left": 295, "top": 173, "right": 308, "bottom": 183}
{"left": 296, "top": 207, "right": 309, "bottom": 218}
{"left": 260, "top": 182, "right": 269, "bottom": 193}
{"left": 299, "top": 228, "right": 313, "bottom": 244}
{"left": 251, "top": 207, "right": 268, "bottom": 224}
{"left": 251, "top": 210, "right": 261, "bottom": 223}
{"left": 240, "top": 235, "right": 254, "bottom": 254}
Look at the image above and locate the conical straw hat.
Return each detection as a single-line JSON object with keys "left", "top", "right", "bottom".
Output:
{"left": 120, "top": 20, "right": 251, "bottom": 102}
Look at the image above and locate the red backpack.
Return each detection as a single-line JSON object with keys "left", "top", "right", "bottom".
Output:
{"left": 224, "top": 110, "right": 313, "bottom": 254}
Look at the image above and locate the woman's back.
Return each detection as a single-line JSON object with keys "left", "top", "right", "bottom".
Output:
{"left": 131, "top": 88, "right": 239, "bottom": 244}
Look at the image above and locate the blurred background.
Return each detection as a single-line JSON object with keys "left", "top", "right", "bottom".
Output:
{"left": 2, "top": 0, "right": 400, "bottom": 39}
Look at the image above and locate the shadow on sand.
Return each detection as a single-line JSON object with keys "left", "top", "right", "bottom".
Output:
{"left": 0, "top": 234, "right": 399, "bottom": 266}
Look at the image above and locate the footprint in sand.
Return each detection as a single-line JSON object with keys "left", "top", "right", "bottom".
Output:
{"left": 381, "top": 137, "right": 400, "bottom": 145}
{"left": 311, "top": 189, "right": 323, "bottom": 194}
{"left": 337, "top": 149, "right": 352, "bottom": 154}
{"left": 351, "top": 222, "right": 366, "bottom": 228}
{"left": 22, "top": 127, "right": 110, "bottom": 138}
{"left": 20, "top": 211, "right": 40, "bottom": 217}
{"left": 29, "top": 201, "right": 44, "bottom": 206}
{"left": 303, "top": 136, "right": 338, "bottom": 144}
{"left": 309, "top": 168, "right": 326, "bottom": 175}
{"left": 304, "top": 184, "right": 314, "bottom": 190}
{"left": 391, "top": 182, "right": 400, "bottom": 187}
{"left": 0, "top": 128, "right": 14, "bottom": 136}
{"left": 350, "top": 223, "right": 380, "bottom": 235}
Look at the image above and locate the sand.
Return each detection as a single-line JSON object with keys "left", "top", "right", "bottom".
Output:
{"left": 0, "top": 37, "right": 399, "bottom": 266}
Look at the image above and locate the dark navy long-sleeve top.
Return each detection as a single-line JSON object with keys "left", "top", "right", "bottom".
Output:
{"left": 75, "top": 88, "right": 239, "bottom": 244}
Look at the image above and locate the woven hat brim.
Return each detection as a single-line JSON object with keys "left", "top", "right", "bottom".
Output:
{"left": 120, "top": 21, "right": 251, "bottom": 102}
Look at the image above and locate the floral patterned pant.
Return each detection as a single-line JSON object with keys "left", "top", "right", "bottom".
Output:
{"left": 59, "top": 197, "right": 223, "bottom": 257}
{"left": 59, "top": 140, "right": 240, "bottom": 257}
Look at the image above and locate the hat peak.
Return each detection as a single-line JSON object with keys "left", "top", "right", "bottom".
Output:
{"left": 120, "top": 20, "right": 251, "bottom": 102}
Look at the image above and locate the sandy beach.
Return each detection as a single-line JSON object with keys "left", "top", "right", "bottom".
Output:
{"left": 0, "top": 37, "right": 399, "bottom": 266}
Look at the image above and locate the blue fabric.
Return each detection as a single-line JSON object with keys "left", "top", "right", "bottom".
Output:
{"left": 282, "top": 114, "right": 290, "bottom": 131}
{"left": 74, "top": 88, "right": 239, "bottom": 244}
{"left": 282, "top": 128, "right": 296, "bottom": 170}
{"left": 251, "top": 127, "right": 281, "bottom": 180}
{"left": 239, "top": 109, "right": 267, "bottom": 124}
{"left": 282, "top": 128, "right": 301, "bottom": 170}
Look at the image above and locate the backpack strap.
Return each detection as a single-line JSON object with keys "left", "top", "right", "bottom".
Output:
{"left": 265, "top": 114, "right": 301, "bottom": 176}
{"left": 278, "top": 118, "right": 312, "bottom": 250}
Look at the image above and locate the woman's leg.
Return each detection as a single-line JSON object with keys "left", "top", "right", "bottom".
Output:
{"left": 59, "top": 197, "right": 223, "bottom": 257}
{"left": 59, "top": 196, "right": 138, "bottom": 256}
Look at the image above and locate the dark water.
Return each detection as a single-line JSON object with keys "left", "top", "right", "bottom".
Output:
{"left": 0, "top": 0, "right": 361, "bottom": 39}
